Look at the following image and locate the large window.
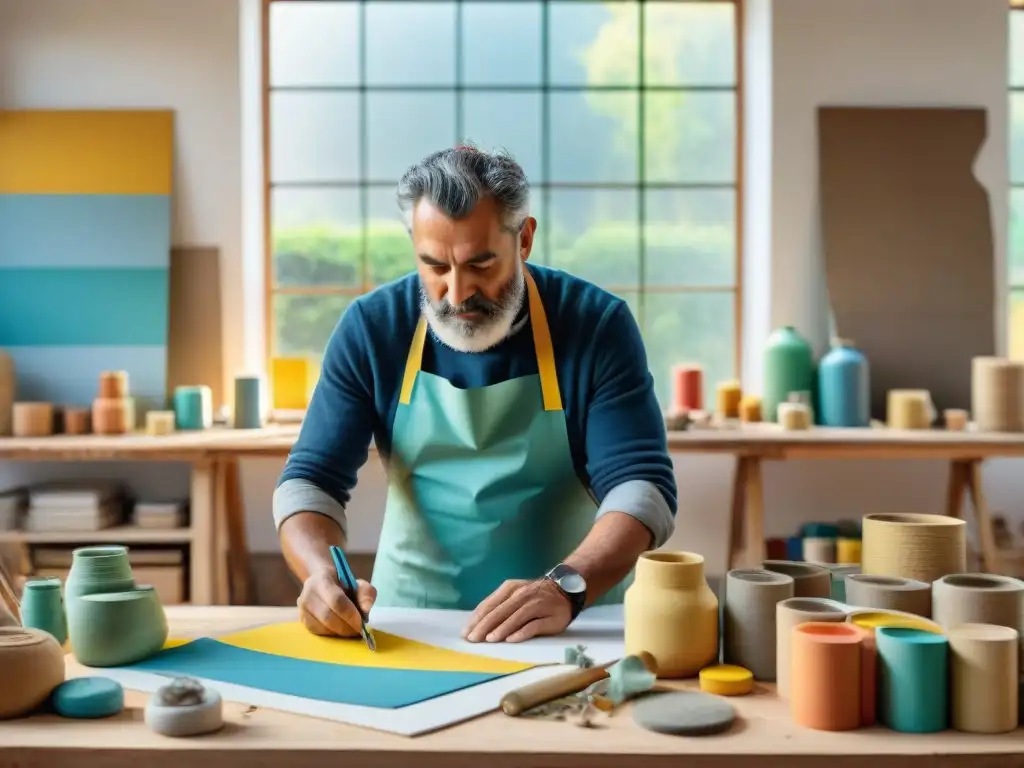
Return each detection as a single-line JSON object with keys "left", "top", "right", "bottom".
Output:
{"left": 265, "top": 0, "right": 741, "bottom": 406}
{"left": 1013, "top": 4, "right": 1024, "bottom": 357}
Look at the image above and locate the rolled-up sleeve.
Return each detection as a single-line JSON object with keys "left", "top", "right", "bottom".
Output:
{"left": 585, "top": 302, "right": 677, "bottom": 547}
{"left": 273, "top": 302, "right": 377, "bottom": 535}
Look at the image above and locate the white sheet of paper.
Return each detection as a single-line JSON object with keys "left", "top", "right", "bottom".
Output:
{"left": 92, "top": 604, "right": 626, "bottom": 737}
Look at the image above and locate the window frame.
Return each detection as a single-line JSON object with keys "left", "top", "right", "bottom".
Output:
{"left": 260, "top": 0, "right": 746, "bottom": 382}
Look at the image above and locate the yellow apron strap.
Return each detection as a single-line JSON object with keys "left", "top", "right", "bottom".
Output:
{"left": 398, "top": 269, "right": 563, "bottom": 411}
{"left": 399, "top": 317, "right": 428, "bottom": 405}
{"left": 524, "top": 269, "right": 563, "bottom": 412}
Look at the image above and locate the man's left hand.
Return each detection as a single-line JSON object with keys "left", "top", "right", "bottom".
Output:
{"left": 462, "top": 578, "right": 572, "bottom": 643}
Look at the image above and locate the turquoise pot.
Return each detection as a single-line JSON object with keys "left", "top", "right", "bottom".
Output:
{"left": 68, "top": 586, "right": 167, "bottom": 667}
{"left": 762, "top": 326, "right": 815, "bottom": 423}
{"left": 20, "top": 577, "right": 67, "bottom": 646}
{"left": 818, "top": 340, "right": 870, "bottom": 427}
{"left": 876, "top": 627, "right": 948, "bottom": 733}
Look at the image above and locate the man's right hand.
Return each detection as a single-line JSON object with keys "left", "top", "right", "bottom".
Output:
{"left": 297, "top": 567, "right": 377, "bottom": 637}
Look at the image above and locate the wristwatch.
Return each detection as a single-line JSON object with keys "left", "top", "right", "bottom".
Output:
{"left": 544, "top": 563, "right": 587, "bottom": 621}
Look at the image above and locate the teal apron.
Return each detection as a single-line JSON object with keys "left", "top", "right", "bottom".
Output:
{"left": 371, "top": 268, "right": 631, "bottom": 610}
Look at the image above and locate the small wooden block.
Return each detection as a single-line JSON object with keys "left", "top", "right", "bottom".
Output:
{"left": 145, "top": 410, "right": 176, "bottom": 436}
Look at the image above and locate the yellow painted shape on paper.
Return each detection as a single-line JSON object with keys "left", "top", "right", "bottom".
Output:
{"left": 215, "top": 621, "right": 534, "bottom": 675}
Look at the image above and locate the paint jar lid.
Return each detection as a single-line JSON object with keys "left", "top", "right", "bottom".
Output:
{"left": 699, "top": 665, "right": 753, "bottom": 696}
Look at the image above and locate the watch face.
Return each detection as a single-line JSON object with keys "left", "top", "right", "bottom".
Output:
{"left": 559, "top": 572, "right": 586, "bottom": 594}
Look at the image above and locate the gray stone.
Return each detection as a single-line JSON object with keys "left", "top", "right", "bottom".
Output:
{"left": 632, "top": 691, "right": 736, "bottom": 736}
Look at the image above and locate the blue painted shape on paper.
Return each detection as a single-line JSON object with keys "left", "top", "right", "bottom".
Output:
{"left": 122, "top": 638, "right": 508, "bottom": 709}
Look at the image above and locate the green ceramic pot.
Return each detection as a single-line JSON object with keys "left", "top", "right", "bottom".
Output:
{"left": 68, "top": 586, "right": 168, "bottom": 667}
{"left": 762, "top": 326, "right": 816, "bottom": 423}
{"left": 19, "top": 577, "right": 67, "bottom": 646}
{"left": 64, "top": 546, "right": 134, "bottom": 600}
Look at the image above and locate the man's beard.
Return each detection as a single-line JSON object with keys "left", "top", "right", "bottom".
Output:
{"left": 420, "top": 261, "right": 525, "bottom": 353}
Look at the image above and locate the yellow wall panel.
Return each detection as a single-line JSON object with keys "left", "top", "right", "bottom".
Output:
{"left": 0, "top": 109, "right": 173, "bottom": 194}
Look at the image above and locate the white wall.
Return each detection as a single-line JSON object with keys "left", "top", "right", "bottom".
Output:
{"left": 0, "top": 0, "right": 1017, "bottom": 579}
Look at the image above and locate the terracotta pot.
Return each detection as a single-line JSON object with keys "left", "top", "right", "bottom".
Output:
{"left": 775, "top": 597, "right": 848, "bottom": 699}
{"left": 0, "top": 626, "right": 65, "bottom": 718}
{"left": 624, "top": 551, "right": 719, "bottom": 679}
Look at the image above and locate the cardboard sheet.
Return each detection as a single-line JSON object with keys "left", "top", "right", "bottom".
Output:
{"left": 168, "top": 246, "right": 224, "bottom": 409}
{"left": 818, "top": 107, "right": 996, "bottom": 419}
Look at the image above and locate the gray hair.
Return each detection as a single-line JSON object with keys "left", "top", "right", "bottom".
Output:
{"left": 396, "top": 145, "right": 530, "bottom": 234}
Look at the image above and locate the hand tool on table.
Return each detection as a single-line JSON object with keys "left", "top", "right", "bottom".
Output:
{"left": 500, "top": 651, "right": 658, "bottom": 716}
{"left": 329, "top": 545, "right": 376, "bottom": 652}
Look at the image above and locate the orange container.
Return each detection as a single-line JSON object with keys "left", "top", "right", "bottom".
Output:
{"left": 790, "top": 622, "right": 863, "bottom": 731}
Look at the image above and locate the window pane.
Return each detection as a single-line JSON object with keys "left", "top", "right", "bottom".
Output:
{"left": 643, "top": 2, "right": 735, "bottom": 87}
{"left": 269, "top": 1, "right": 359, "bottom": 87}
{"left": 548, "top": 189, "right": 639, "bottom": 288}
{"left": 549, "top": 92, "right": 639, "bottom": 183}
{"left": 461, "top": 92, "right": 543, "bottom": 183}
{"left": 270, "top": 92, "right": 361, "bottom": 183}
{"left": 1012, "top": 12, "right": 1024, "bottom": 88}
{"left": 1011, "top": 288, "right": 1024, "bottom": 360}
{"left": 274, "top": 294, "right": 352, "bottom": 358}
{"left": 367, "top": 187, "right": 414, "bottom": 286}
{"left": 366, "top": 2, "right": 456, "bottom": 86}
{"left": 1013, "top": 189, "right": 1024, "bottom": 286}
{"left": 461, "top": 2, "right": 542, "bottom": 86}
{"left": 366, "top": 92, "right": 456, "bottom": 182}
{"left": 644, "top": 92, "right": 735, "bottom": 184}
{"left": 548, "top": 1, "right": 639, "bottom": 86}
{"left": 1012, "top": 93, "right": 1024, "bottom": 184}
{"left": 644, "top": 189, "right": 736, "bottom": 286}
{"left": 641, "top": 291, "right": 736, "bottom": 408}
{"left": 272, "top": 188, "right": 362, "bottom": 288}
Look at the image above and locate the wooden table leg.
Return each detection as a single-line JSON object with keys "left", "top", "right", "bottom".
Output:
{"left": 744, "top": 456, "right": 767, "bottom": 567}
{"left": 964, "top": 459, "right": 1004, "bottom": 574}
{"left": 189, "top": 459, "right": 217, "bottom": 605}
{"left": 223, "top": 458, "right": 252, "bottom": 605}
{"left": 727, "top": 457, "right": 749, "bottom": 569}
{"left": 945, "top": 459, "right": 969, "bottom": 518}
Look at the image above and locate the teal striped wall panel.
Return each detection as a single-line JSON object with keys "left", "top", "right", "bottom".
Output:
{"left": 0, "top": 194, "right": 171, "bottom": 410}
{"left": 0, "top": 268, "right": 168, "bottom": 346}
{"left": 0, "top": 194, "right": 171, "bottom": 268}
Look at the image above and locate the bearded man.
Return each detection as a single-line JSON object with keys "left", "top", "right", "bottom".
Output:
{"left": 275, "top": 146, "right": 677, "bottom": 644}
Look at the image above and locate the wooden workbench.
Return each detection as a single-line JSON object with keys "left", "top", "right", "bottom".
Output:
{"left": 2, "top": 606, "right": 1021, "bottom": 768}
{"left": 0, "top": 423, "right": 1019, "bottom": 607}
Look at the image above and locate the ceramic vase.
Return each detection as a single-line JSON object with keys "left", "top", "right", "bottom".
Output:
{"left": 762, "top": 326, "right": 815, "bottom": 424}
{"left": 68, "top": 586, "right": 167, "bottom": 667}
{"left": 0, "top": 626, "right": 65, "bottom": 719}
{"left": 723, "top": 568, "right": 794, "bottom": 681}
{"left": 20, "top": 577, "right": 67, "bottom": 645}
{"left": 64, "top": 545, "right": 135, "bottom": 601}
{"left": 624, "top": 552, "right": 719, "bottom": 679}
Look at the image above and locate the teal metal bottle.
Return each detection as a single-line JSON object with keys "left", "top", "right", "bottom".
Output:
{"left": 762, "top": 326, "right": 815, "bottom": 423}
{"left": 818, "top": 340, "right": 870, "bottom": 427}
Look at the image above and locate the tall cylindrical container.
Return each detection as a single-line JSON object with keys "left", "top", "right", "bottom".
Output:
{"left": 173, "top": 386, "right": 213, "bottom": 430}
{"left": 948, "top": 623, "right": 1019, "bottom": 734}
{"left": 624, "top": 552, "right": 719, "bottom": 679}
{"left": 670, "top": 365, "right": 703, "bottom": 412}
{"left": 775, "top": 597, "right": 848, "bottom": 699}
{"left": 789, "top": 622, "right": 862, "bottom": 731}
{"left": 875, "top": 626, "right": 948, "bottom": 733}
{"left": 0, "top": 350, "right": 13, "bottom": 437}
{"left": 233, "top": 375, "right": 265, "bottom": 429}
{"left": 763, "top": 326, "right": 815, "bottom": 424}
{"left": 818, "top": 339, "right": 870, "bottom": 427}
{"left": 932, "top": 573, "right": 1024, "bottom": 667}
{"left": 723, "top": 569, "right": 795, "bottom": 681}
